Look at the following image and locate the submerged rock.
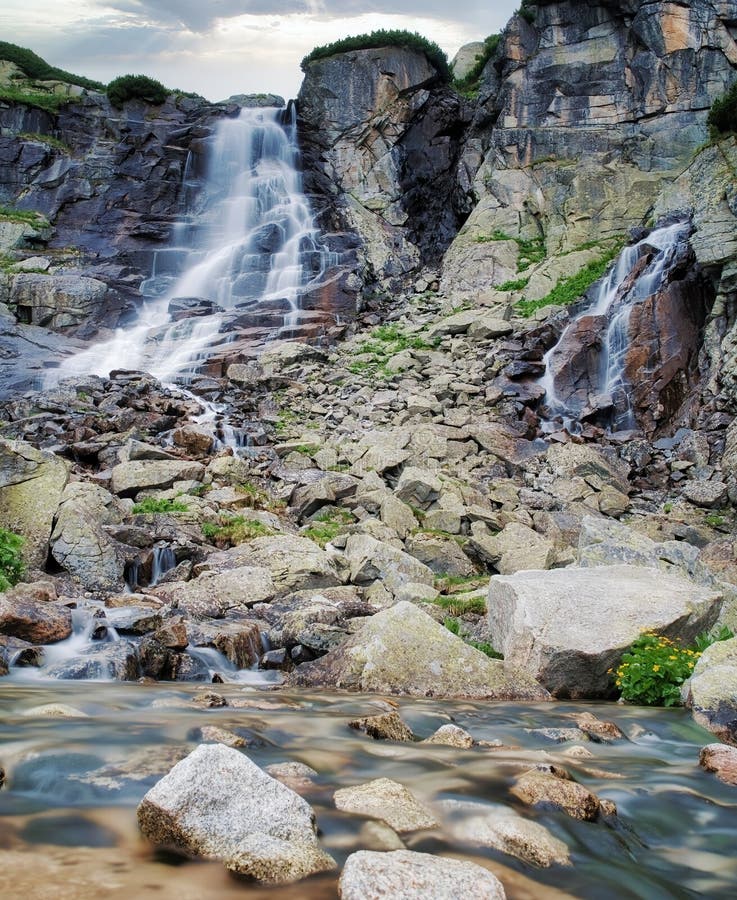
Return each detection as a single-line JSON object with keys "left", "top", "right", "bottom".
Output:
{"left": 511, "top": 768, "right": 611, "bottom": 822}
{"left": 349, "top": 711, "right": 415, "bottom": 742}
{"left": 338, "top": 850, "right": 506, "bottom": 899}
{"left": 292, "top": 601, "right": 549, "bottom": 700}
{"left": 137, "top": 743, "right": 336, "bottom": 884}
{"left": 436, "top": 798, "right": 570, "bottom": 867}
{"left": 488, "top": 565, "right": 722, "bottom": 697}
{"left": 334, "top": 778, "right": 438, "bottom": 833}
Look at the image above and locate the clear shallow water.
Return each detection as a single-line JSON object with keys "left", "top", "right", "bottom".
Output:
{"left": 1, "top": 682, "right": 736, "bottom": 899}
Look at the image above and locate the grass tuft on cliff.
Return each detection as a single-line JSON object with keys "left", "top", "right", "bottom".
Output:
{"left": 708, "top": 80, "right": 737, "bottom": 135}
{"left": 0, "top": 41, "right": 104, "bottom": 91}
{"left": 301, "top": 30, "right": 451, "bottom": 82}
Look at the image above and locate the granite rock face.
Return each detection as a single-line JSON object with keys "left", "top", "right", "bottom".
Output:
{"left": 292, "top": 600, "right": 550, "bottom": 700}
{"left": 298, "top": 47, "right": 472, "bottom": 284}
{"left": 488, "top": 565, "right": 723, "bottom": 697}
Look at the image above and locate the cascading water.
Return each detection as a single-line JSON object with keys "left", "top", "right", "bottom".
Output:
{"left": 539, "top": 221, "right": 691, "bottom": 434}
{"left": 48, "top": 104, "right": 339, "bottom": 386}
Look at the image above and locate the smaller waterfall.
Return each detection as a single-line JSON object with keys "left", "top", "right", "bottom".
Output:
{"left": 539, "top": 222, "right": 691, "bottom": 434}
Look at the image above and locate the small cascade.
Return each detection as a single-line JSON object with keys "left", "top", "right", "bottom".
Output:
{"left": 124, "top": 543, "right": 177, "bottom": 591}
{"left": 48, "top": 104, "right": 341, "bottom": 387}
{"left": 538, "top": 221, "right": 692, "bottom": 435}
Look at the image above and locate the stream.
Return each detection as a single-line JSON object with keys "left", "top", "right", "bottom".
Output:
{"left": 1, "top": 681, "right": 735, "bottom": 899}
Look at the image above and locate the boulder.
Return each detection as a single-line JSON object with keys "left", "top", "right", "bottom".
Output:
{"left": 683, "top": 637, "right": 737, "bottom": 744}
{"left": 0, "top": 438, "right": 69, "bottom": 567}
{"left": 43, "top": 640, "right": 139, "bottom": 680}
{"left": 334, "top": 779, "right": 438, "bottom": 832}
{"left": 436, "top": 798, "right": 570, "bottom": 867}
{"left": 110, "top": 460, "right": 205, "bottom": 496}
{"left": 394, "top": 466, "right": 442, "bottom": 509}
{"left": 204, "top": 535, "right": 340, "bottom": 593}
{"left": 472, "top": 522, "right": 556, "bottom": 575}
{"left": 0, "top": 595, "right": 72, "bottom": 644}
{"left": 50, "top": 482, "right": 127, "bottom": 592}
{"left": 338, "top": 850, "right": 506, "bottom": 900}
{"left": 405, "top": 533, "right": 475, "bottom": 577}
{"left": 344, "top": 534, "right": 435, "bottom": 596}
{"left": 151, "top": 567, "right": 276, "bottom": 617}
{"left": 292, "top": 601, "right": 549, "bottom": 700}
{"left": 577, "top": 515, "right": 701, "bottom": 577}
{"left": 682, "top": 480, "right": 729, "bottom": 509}
{"left": 488, "top": 566, "right": 722, "bottom": 697}
{"left": 137, "top": 744, "right": 335, "bottom": 883}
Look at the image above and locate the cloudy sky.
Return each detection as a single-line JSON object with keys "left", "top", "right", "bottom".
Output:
{"left": 3, "top": 0, "right": 520, "bottom": 101}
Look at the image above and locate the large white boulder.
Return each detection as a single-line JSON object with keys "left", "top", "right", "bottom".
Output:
{"left": 137, "top": 744, "right": 335, "bottom": 884}
{"left": 488, "top": 565, "right": 722, "bottom": 697}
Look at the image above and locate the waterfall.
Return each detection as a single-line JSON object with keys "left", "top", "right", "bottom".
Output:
{"left": 48, "top": 105, "right": 337, "bottom": 386}
{"left": 538, "top": 221, "right": 691, "bottom": 435}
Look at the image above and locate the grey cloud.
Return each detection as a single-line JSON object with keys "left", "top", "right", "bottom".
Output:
{"left": 102, "top": 0, "right": 506, "bottom": 35}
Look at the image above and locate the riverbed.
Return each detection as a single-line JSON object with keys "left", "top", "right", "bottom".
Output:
{"left": 1, "top": 681, "right": 734, "bottom": 899}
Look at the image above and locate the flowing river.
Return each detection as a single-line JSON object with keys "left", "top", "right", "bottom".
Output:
{"left": 2, "top": 681, "right": 736, "bottom": 899}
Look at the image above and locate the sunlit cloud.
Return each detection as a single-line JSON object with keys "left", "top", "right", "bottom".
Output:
{"left": 2, "top": 0, "right": 518, "bottom": 100}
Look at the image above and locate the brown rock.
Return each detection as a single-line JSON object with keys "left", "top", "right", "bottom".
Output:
{"left": 0, "top": 596, "right": 72, "bottom": 643}
{"left": 566, "top": 712, "right": 626, "bottom": 742}
{"left": 349, "top": 711, "right": 415, "bottom": 742}
{"left": 699, "top": 743, "right": 737, "bottom": 785}
{"left": 511, "top": 769, "right": 608, "bottom": 821}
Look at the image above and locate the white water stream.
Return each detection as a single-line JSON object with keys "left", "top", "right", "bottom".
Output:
{"left": 48, "top": 105, "right": 337, "bottom": 386}
{"left": 539, "top": 222, "right": 690, "bottom": 433}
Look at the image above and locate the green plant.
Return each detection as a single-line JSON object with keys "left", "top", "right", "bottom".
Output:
{"left": 235, "top": 480, "right": 271, "bottom": 509}
{"left": 301, "top": 30, "right": 451, "bottom": 82}
{"left": 294, "top": 444, "right": 319, "bottom": 457}
{"left": 693, "top": 625, "right": 734, "bottom": 654}
{"left": 497, "top": 275, "right": 530, "bottom": 292}
{"left": 0, "top": 85, "right": 66, "bottom": 113}
{"left": 518, "top": 1, "right": 537, "bottom": 24}
{"left": 516, "top": 242, "right": 624, "bottom": 317}
{"left": 107, "top": 74, "right": 169, "bottom": 107}
{"left": 705, "top": 513, "right": 726, "bottom": 528}
{"left": 302, "top": 508, "right": 354, "bottom": 547}
{"left": 202, "top": 516, "right": 273, "bottom": 547}
{"left": 0, "top": 204, "right": 49, "bottom": 227}
{"left": 132, "top": 497, "right": 188, "bottom": 515}
{"left": 663, "top": 501, "right": 674, "bottom": 514}
{"left": 18, "top": 132, "right": 70, "bottom": 153}
{"left": 346, "top": 323, "right": 438, "bottom": 376}
{"left": 474, "top": 231, "right": 545, "bottom": 272}
{"left": 433, "top": 593, "right": 486, "bottom": 616}
{"left": 0, "top": 41, "right": 104, "bottom": 90}
{"left": 708, "top": 80, "right": 737, "bottom": 135}
{"left": 613, "top": 633, "right": 701, "bottom": 706}
{"left": 443, "top": 616, "right": 503, "bottom": 658}
{"left": 0, "top": 527, "right": 24, "bottom": 591}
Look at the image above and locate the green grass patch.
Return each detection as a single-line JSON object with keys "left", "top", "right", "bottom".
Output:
{"left": 474, "top": 231, "right": 546, "bottom": 273}
{"left": 0, "top": 84, "right": 66, "bottom": 113}
{"left": 497, "top": 275, "right": 530, "bottom": 292}
{"left": 433, "top": 593, "right": 487, "bottom": 616}
{"left": 443, "top": 616, "right": 503, "bottom": 659}
{"left": 302, "top": 29, "right": 451, "bottom": 82}
{"left": 18, "top": 132, "right": 70, "bottom": 153}
{"left": 294, "top": 444, "right": 319, "bottom": 457}
{"left": 0, "top": 41, "right": 104, "bottom": 90}
{"left": 0, "top": 527, "right": 24, "bottom": 592}
{"left": 347, "top": 323, "right": 439, "bottom": 376}
{"left": 302, "top": 509, "right": 354, "bottom": 548}
{"left": 516, "top": 243, "right": 624, "bottom": 318}
{"left": 132, "top": 497, "right": 188, "bottom": 515}
{"left": 0, "top": 204, "right": 49, "bottom": 227}
{"left": 202, "top": 515, "right": 273, "bottom": 547}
